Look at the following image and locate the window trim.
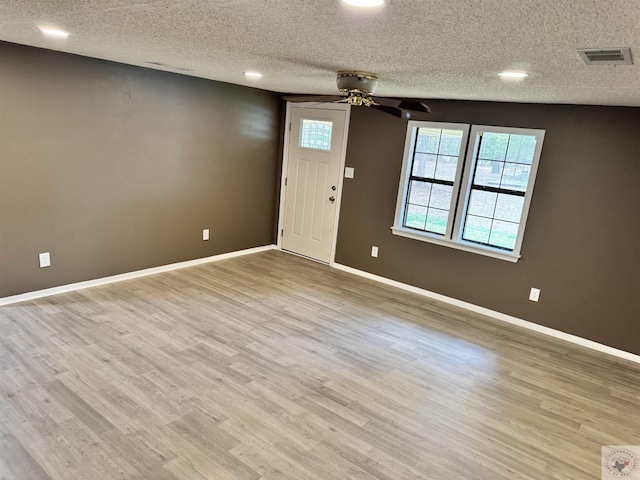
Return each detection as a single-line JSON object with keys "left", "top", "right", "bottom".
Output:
{"left": 392, "top": 122, "right": 545, "bottom": 263}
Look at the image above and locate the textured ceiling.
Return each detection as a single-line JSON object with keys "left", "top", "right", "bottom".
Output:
{"left": 1, "top": 0, "right": 639, "bottom": 106}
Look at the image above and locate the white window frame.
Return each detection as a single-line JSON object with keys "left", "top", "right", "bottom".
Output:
{"left": 392, "top": 121, "right": 545, "bottom": 262}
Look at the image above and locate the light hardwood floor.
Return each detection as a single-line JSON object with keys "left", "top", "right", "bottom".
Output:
{"left": 1, "top": 251, "right": 638, "bottom": 479}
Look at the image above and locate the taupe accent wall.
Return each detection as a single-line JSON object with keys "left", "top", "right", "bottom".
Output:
{"left": 2, "top": 40, "right": 638, "bottom": 357}
{"left": 0, "top": 42, "right": 282, "bottom": 297}
{"left": 336, "top": 102, "right": 640, "bottom": 356}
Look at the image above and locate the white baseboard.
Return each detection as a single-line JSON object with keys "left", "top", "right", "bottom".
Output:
{"left": 4, "top": 247, "right": 637, "bottom": 365}
{"left": 332, "top": 263, "right": 640, "bottom": 365}
{"left": 0, "top": 245, "right": 276, "bottom": 306}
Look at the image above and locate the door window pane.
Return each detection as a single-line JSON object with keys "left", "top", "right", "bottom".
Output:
{"left": 300, "top": 119, "right": 333, "bottom": 151}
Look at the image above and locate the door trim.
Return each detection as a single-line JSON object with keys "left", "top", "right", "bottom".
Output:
{"left": 277, "top": 102, "right": 351, "bottom": 265}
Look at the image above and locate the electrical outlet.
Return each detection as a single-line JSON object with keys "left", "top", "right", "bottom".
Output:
{"left": 39, "top": 252, "right": 51, "bottom": 268}
{"left": 345, "top": 167, "right": 355, "bottom": 179}
{"left": 529, "top": 287, "right": 540, "bottom": 302}
{"left": 371, "top": 246, "right": 378, "bottom": 257}
{"left": 203, "top": 229, "right": 210, "bottom": 241}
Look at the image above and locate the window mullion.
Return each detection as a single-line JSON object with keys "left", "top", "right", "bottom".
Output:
{"left": 453, "top": 131, "right": 485, "bottom": 242}
{"left": 409, "top": 176, "right": 454, "bottom": 187}
{"left": 442, "top": 127, "right": 472, "bottom": 240}
{"left": 469, "top": 184, "right": 525, "bottom": 197}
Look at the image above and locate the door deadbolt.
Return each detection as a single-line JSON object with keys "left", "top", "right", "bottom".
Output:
{"left": 331, "top": 185, "right": 336, "bottom": 191}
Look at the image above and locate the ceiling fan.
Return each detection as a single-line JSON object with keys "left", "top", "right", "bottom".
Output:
{"left": 283, "top": 71, "right": 431, "bottom": 119}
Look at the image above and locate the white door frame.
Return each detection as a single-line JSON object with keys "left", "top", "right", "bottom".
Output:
{"left": 277, "top": 102, "right": 351, "bottom": 265}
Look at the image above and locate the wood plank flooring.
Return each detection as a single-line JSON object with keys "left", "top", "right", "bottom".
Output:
{"left": 1, "top": 250, "right": 639, "bottom": 479}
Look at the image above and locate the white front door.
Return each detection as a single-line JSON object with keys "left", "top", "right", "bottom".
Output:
{"left": 281, "top": 105, "right": 348, "bottom": 263}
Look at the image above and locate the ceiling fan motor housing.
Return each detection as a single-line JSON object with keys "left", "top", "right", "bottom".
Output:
{"left": 336, "top": 71, "right": 378, "bottom": 95}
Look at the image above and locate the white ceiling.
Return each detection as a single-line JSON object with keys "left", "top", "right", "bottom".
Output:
{"left": 1, "top": 0, "right": 639, "bottom": 106}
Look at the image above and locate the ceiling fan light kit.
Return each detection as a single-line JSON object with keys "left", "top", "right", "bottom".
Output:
{"left": 336, "top": 71, "right": 380, "bottom": 106}
{"left": 336, "top": 70, "right": 379, "bottom": 94}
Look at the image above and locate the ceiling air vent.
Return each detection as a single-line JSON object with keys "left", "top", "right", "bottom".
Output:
{"left": 577, "top": 48, "right": 633, "bottom": 65}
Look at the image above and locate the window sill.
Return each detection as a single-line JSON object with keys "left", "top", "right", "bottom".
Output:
{"left": 391, "top": 226, "right": 521, "bottom": 263}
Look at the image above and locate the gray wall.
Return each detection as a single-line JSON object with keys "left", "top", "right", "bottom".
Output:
{"left": 0, "top": 42, "right": 282, "bottom": 297}
{"left": 336, "top": 101, "right": 640, "bottom": 356}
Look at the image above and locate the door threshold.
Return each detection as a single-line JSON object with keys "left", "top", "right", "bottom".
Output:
{"left": 281, "top": 249, "right": 330, "bottom": 265}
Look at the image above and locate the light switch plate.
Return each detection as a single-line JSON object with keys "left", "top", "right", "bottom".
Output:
{"left": 39, "top": 252, "right": 51, "bottom": 268}
{"left": 529, "top": 287, "right": 540, "bottom": 302}
{"left": 344, "top": 167, "right": 354, "bottom": 179}
{"left": 203, "top": 229, "right": 210, "bottom": 241}
{"left": 371, "top": 246, "right": 378, "bottom": 257}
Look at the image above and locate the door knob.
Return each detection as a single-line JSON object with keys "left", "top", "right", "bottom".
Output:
{"left": 329, "top": 196, "right": 335, "bottom": 203}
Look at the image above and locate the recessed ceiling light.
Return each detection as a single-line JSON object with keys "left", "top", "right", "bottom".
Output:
{"left": 244, "top": 71, "right": 263, "bottom": 79}
{"left": 342, "top": 0, "right": 385, "bottom": 7}
{"left": 38, "top": 27, "right": 70, "bottom": 38}
{"left": 498, "top": 71, "right": 529, "bottom": 78}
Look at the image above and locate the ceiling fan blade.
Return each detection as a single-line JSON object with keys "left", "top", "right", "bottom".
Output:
{"left": 282, "top": 95, "right": 344, "bottom": 103}
{"left": 372, "top": 105, "right": 431, "bottom": 120}
{"left": 371, "top": 97, "right": 401, "bottom": 108}
{"left": 372, "top": 105, "right": 405, "bottom": 118}
{"left": 397, "top": 99, "right": 431, "bottom": 113}
{"left": 372, "top": 97, "right": 431, "bottom": 114}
